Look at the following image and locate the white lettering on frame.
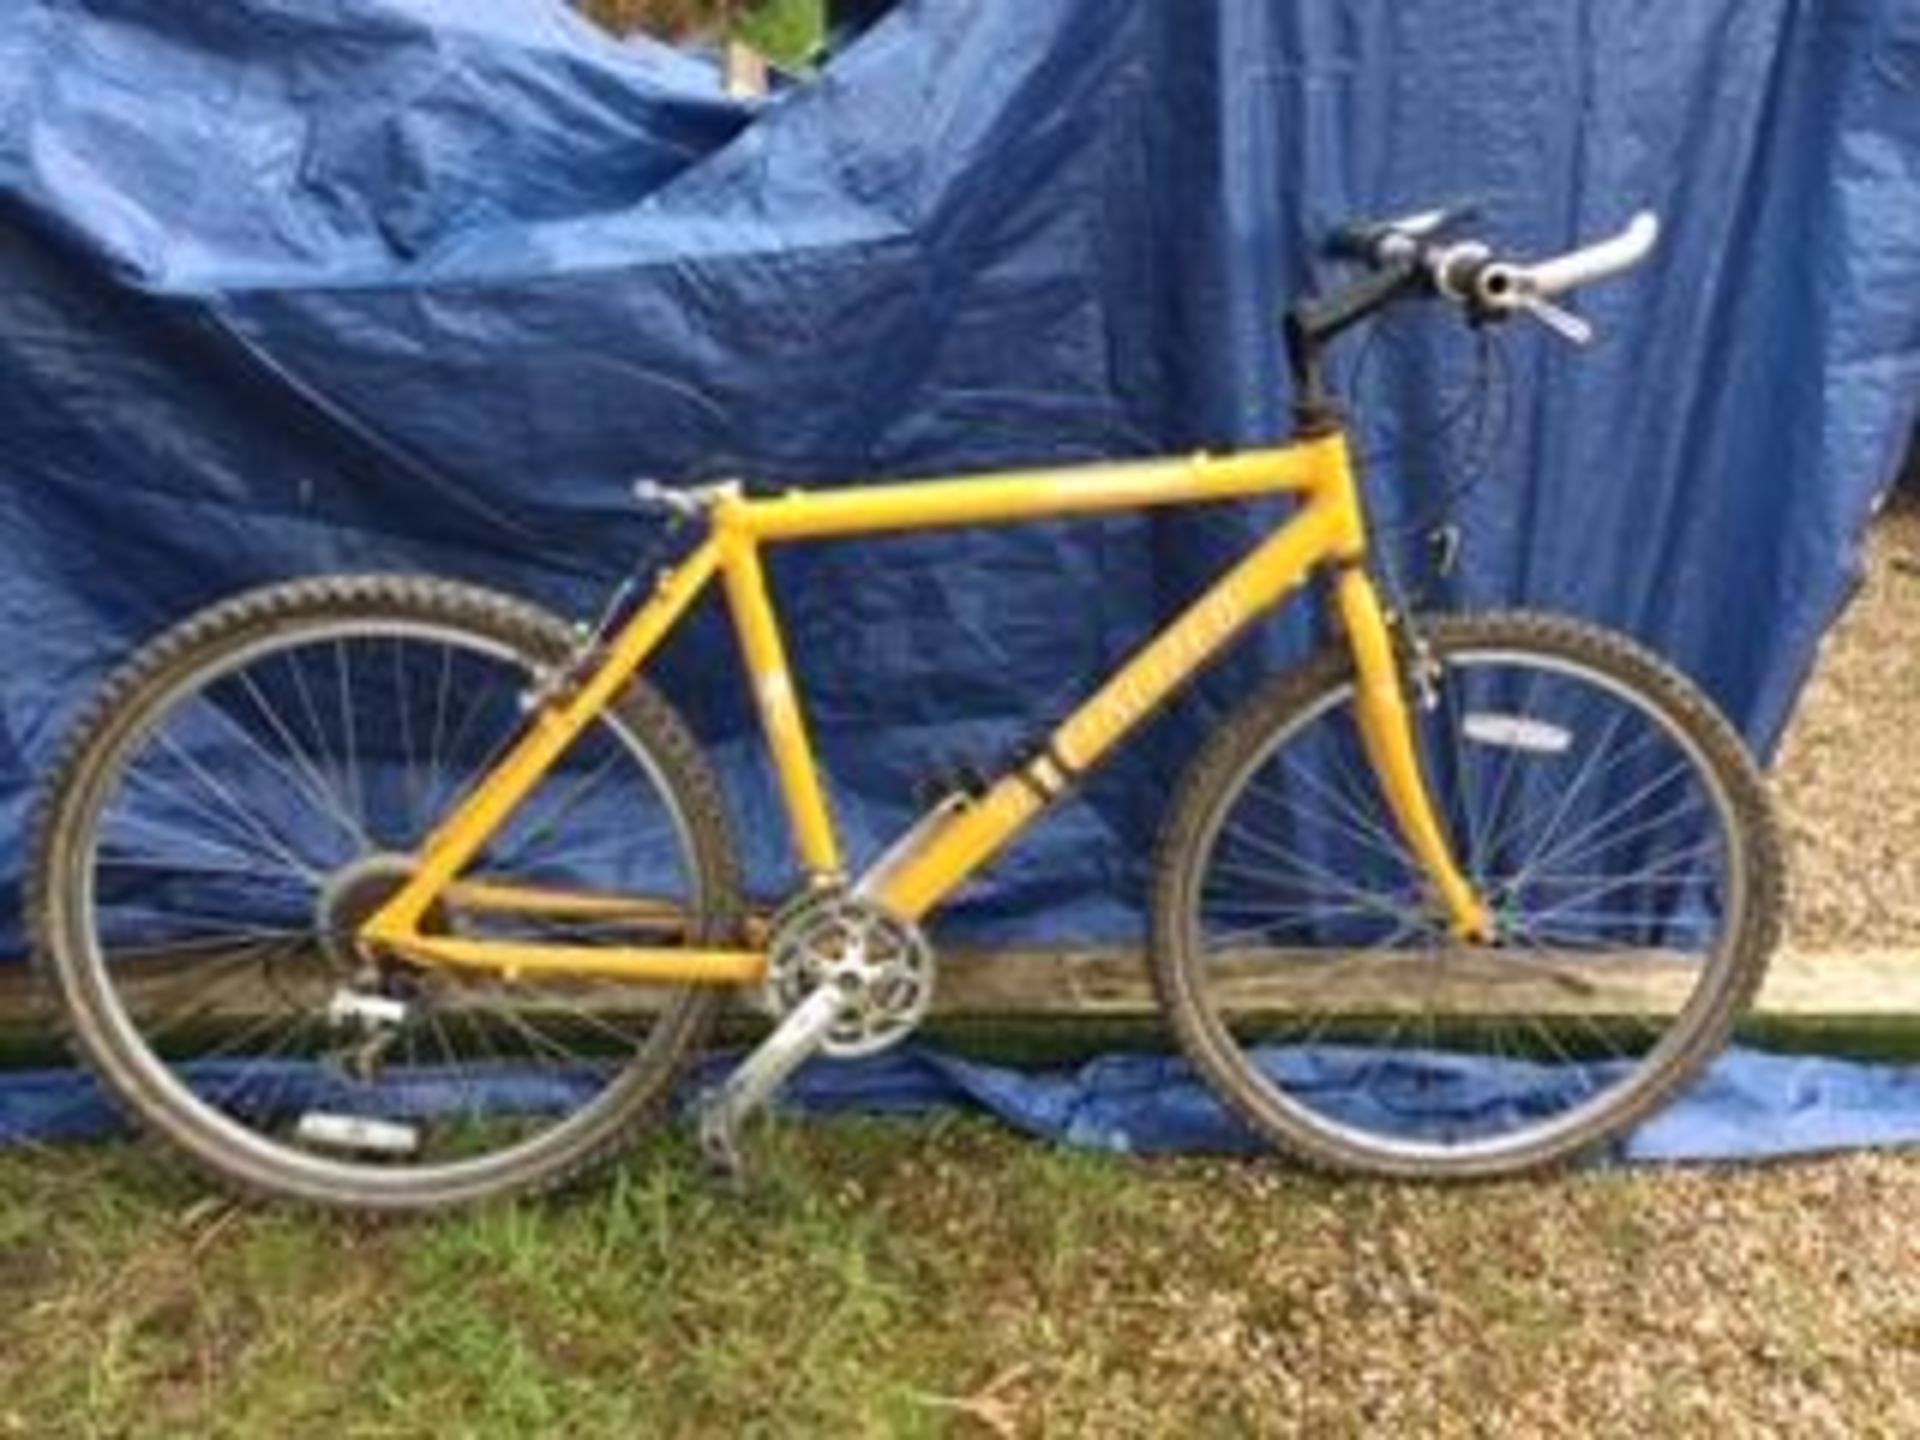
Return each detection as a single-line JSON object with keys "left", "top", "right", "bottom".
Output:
{"left": 1060, "top": 585, "right": 1245, "bottom": 763}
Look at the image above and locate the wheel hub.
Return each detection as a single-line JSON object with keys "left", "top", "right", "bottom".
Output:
{"left": 314, "top": 852, "right": 441, "bottom": 972}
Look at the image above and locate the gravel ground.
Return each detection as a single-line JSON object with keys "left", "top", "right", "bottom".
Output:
{"left": 949, "top": 1150, "right": 1920, "bottom": 1438}
{"left": 1775, "top": 490, "right": 1920, "bottom": 949}
{"left": 2, "top": 1128, "right": 1916, "bottom": 1438}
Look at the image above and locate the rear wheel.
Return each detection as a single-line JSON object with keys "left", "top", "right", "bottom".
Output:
{"left": 1151, "top": 611, "right": 1782, "bottom": 1178}
{"left": 31, "top": 576, "right": 743, "bottom": 1212}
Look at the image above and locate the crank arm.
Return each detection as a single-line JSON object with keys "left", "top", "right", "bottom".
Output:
{"left": 695, "top": 984, "right": 850, "bottom": 1188}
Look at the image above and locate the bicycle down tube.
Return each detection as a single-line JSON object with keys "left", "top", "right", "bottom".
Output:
{"left": 359, "top": 429, "right": 1491, "bottom": 981}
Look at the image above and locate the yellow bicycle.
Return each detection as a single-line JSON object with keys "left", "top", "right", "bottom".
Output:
{"left": 30, "top": 206, "right": 1782, "bottom": 1209}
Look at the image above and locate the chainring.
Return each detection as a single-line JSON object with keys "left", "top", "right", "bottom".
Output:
{"left": 763, "top": 889, "right": 935, "bottom": 1058}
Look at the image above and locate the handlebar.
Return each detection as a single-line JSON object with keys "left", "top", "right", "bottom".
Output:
{"left": 1326, "top": 207, "right": 1661, "bottom": 345}
{"left": 1284, "top": 204, "right": 1660, "bottom": 428}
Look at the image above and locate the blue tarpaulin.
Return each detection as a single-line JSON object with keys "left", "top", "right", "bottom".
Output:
{"left": 9, "top": 1047, "right": 1920, "bottom": 1164}
{"left": 1, "top": 0, "right": 1916, "bottom": 1157}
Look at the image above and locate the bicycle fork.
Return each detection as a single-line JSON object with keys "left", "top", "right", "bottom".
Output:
{"left": 1334, "top": 566, "right": 1494, "bottom": 943}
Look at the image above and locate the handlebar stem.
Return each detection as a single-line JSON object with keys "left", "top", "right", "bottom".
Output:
{"left": 1284, "top": 261, "right": 1424, "bottom": 433}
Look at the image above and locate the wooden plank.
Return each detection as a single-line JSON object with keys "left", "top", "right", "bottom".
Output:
{"left": 0, "top": 945, "right": 1914, "bottom": 1024}
{"left": 932, "top": 945, "right": 1920, "bottom": 1018}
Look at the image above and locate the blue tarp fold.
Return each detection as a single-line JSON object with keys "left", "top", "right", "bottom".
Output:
{"left": 7, "top": 1047, "right": 1919, "bottom": 1164}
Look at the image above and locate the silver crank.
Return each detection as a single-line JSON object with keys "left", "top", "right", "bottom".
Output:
{"left": 695, "top": 892, "right": 936, "bottom": 1186}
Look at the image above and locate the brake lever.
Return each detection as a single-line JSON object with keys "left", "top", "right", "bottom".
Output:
{"left": 1515, "top": 293, "right": 1594, "bottom": 346}
{"left": 1463, "top": 261, "right": 1596, "bottom": 346}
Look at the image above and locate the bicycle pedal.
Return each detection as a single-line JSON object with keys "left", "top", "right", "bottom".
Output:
{"left": 694, "top": 1095, "right": 749, "bottom": 1191}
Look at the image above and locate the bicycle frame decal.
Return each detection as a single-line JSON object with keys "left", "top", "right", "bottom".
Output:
{"left": 361, "top": 429, "right": 1488, "bottom": 981}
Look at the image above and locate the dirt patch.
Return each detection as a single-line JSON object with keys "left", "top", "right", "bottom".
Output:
{"left": 1774, "top": 492, "right": 1920, "bottom": 949}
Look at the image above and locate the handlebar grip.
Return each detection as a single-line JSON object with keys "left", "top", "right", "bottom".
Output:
{"left": 1517, "top": 211, "right": 1660, "bottom": 298}
{"left": 1327, "top": 222, "right": 1386, "bottom": 264}
{"left": 1325, "top": 199, "right": 1483, "bottom": 267}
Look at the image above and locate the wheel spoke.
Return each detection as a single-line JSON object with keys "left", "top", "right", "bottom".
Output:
{"left": 143, "top": 734, "right": 328, "bottom": 884}
{"left": 333, "top": 640, "right": 367, "bottom": 846}
{"left": 227, "top": 668, "right": 376, "bottom": 855}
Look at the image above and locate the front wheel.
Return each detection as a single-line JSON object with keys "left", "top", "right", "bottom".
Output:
{"left": 1151, "top": 611, "right": 1782, "bottom": 1179}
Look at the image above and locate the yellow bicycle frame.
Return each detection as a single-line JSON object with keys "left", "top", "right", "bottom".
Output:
{"left": 360, "top": 429, "right": 1492, "bottom": 983}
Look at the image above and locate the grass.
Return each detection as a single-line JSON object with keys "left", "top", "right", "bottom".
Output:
{"left": 2, "top": 1118, "right": 1918, "bottom": 1438}
{"left": 584, "top": 0, "right": 828, "bottom": 68}
{"left": 736, "top": 0, "right": 826, "bottom": 68}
